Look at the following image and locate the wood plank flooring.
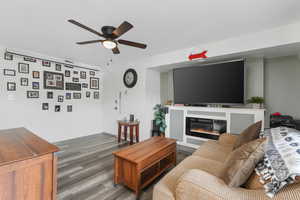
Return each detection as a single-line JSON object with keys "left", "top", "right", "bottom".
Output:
{"left": 55, "top": 133, "right": 193, "bottom": 200}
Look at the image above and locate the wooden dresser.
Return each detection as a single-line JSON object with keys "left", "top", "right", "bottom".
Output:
{"left": 0, "top": 127, "right": 59, "bottom": 200}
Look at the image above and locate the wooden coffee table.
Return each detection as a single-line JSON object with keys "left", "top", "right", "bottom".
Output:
{"left": 113, "top": 136, "right": 176, "bottom": 198}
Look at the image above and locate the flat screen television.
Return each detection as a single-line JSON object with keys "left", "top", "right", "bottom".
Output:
{"left": 173, "top": 60, "right": 245, "bottom": 105}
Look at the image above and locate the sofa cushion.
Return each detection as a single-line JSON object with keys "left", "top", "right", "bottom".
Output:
{"left": 175, "top": 169, "right": 300, "bottom": 200}
{"left": 233, "top": 121, "right": 262, "bottom": 149}
{"left": 153, "top": 156, "right": 224, "bottom": 200}
{"left": 192, "top": 140, "right": 234, "bottom": 162}
{"left": 220, "top": 138, "right": 266, "bottom": 187}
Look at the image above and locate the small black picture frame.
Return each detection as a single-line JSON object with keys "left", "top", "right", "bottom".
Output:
{"left": 82, "top": 83, "right": 88, "bottom": 88}
{"left": 67, "top": 105, "right": 72, "bottom": 112}
{"left": 73, "top": 71, "right": 78, "bottom": 75}
{"left": 94, "top": 91, "right": 99, "bottom": 99}
{"left": 4, "top": 53, "right": 13, "bottom": 60}
{"left": 55, "top": 105, "right": 61, "bottom": 112}
{"left": 24, "top": 57, "right": 36, "bottom": 62}
{"left": 86, "top": 91, "right": 91, "bottom": 98}
{"left": 18, "top": 63, "right": 29, "bottom": 74}
{"left": 47, "top": 91, "right": 53, "bottom": 99}
{"left": 4, "top": 69, "right": 16, "bottom": 76}
{"left": 72, "top": 77, "right": 79, "bottom": 82}
{"left": 32, "top": 71, "right": 40, "bottom": 79}
{"left": 27, "top": 91, "right": 39, "bottom": 98}
{"left": 42, "top": 60, "right": 51, "bottom": 67}
{"left": 73, "top": 92, "right": 81, "bottom": 99}
{"left": 58, "top": 95, "right": 64, "bottom": 102}
{"left": 42, "top": 103, "right": 49, "bottom": 110}
{"left": 20, "top": 78, "right": 28, "bottom": 86}
{"left": 65, "top": 70, "right": 71, "bottom": 77}
{"left": 7, "top": 82, "right": 16, "bottom": 91}
{"left": 80, "top": 71, "right": 86, "bottom": 79}
{"left": 32, "top": 82, "right": 40, "bottom": 89}
{"left": 90, "top": 77, "right": 99, "bottom": 90}
{"left": 66, "top": 93, "right": 72, "bottom": 100}
{"left": 90, "top": 71, "right": 95, "bottom": 76}
{"left": 55, "top": 64, "right": 62, "bottom": 71}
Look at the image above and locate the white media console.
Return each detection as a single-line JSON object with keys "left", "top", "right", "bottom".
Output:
{"left": 165, "top": 106, "right": 265, "bottom": 149}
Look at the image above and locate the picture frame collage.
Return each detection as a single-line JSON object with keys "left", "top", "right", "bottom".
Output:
{"left": 3, "top": 52, "right": 101, "bottom": 112}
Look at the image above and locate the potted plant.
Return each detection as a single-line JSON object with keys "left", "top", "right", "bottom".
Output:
{"left": 153, "top": 104, "right": 167, "bottom": 136}
{"left": 246, "top": 96, "right": 265, "bottom": 109}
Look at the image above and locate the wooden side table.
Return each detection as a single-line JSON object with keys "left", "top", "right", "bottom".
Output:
{"left": 118, "top": 120, "right": 139, "bottom": 145}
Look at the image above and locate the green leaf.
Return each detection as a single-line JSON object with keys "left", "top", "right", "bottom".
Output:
{"left": 160, "top": 127, "right": 165, "bottom": 132}
{"left": 156, "top": 120, "right": 161, "bottom": 125}
{"left": 154, "top": 111, "right": 160, "bottom": 115}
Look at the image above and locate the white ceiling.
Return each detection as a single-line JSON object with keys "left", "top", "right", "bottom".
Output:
{"left": 0, "top": 0, "right": 300, "bottom": 67}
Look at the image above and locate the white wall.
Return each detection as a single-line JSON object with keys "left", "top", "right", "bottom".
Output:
{"left": 101, "top": 59, "right": 160, "bottom": 141}
{"left": 0, "top": 47, "right": 104, "bottom": 142}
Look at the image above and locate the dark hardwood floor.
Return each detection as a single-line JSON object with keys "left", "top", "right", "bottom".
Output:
{"left": 55, "top": 133, "right": 193, "bottom": 200}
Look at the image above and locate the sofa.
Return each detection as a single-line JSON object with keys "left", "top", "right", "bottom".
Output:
{"left": 153, "top": 134, "right": 300, "bottom": 200}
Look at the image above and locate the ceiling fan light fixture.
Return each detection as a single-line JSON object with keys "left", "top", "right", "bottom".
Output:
{"left": 102, "top": 40, "right": 117, "bottom": 49}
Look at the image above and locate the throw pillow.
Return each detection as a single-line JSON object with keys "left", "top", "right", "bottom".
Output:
{"left": 233, "top": 121, "right": 262, "bottom": 149}
{"left": 221, "top": 138, "right": 266, "bottom": 187}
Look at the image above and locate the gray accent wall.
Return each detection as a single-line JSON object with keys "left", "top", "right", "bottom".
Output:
{"left": 265, "top": 56, "right": 300, "bottom": 121}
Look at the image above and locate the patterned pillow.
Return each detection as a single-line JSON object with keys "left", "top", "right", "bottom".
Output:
{"left": 255, "top": 127, "right": 300, "bottom": 198}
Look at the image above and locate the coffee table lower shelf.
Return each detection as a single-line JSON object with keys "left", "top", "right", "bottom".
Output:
{"left": 140, "top": 152, "right": 175, "bottom": 188}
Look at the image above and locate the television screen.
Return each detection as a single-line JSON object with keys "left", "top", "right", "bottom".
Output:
{"left": 173, "top": 60, "right": 244, "bottom": 104}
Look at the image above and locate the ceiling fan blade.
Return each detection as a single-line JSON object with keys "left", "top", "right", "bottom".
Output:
{"left": 68, "top": 19, "right": 104, "bottom": 38}
{"left": 76, "top": 40, "right": 104, "bottom": 45}
{"left": 112, "top": 47, "right": 120, "bottom": 54}
{"left": 112, "top": 21, "right": 133, "bottom": 38}
{"left": 118, "top": 39, "right": 147, "bottom": 49}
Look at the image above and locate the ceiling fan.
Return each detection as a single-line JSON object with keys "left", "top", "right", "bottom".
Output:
{"left": 68, "top": 19, "right": 147, "bottom": 54}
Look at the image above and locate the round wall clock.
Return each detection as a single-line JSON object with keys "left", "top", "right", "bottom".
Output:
{"left": 123, "top": 68, "right": 138, "bottom": 88}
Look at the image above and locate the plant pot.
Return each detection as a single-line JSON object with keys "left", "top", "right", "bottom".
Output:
{"left": 252, "top": 103, "right": 262, "bottom": 109}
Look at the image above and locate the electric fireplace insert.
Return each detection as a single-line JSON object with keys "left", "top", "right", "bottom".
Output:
{"left": 186, "top": 117, "right": 227, "bottom": 140}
